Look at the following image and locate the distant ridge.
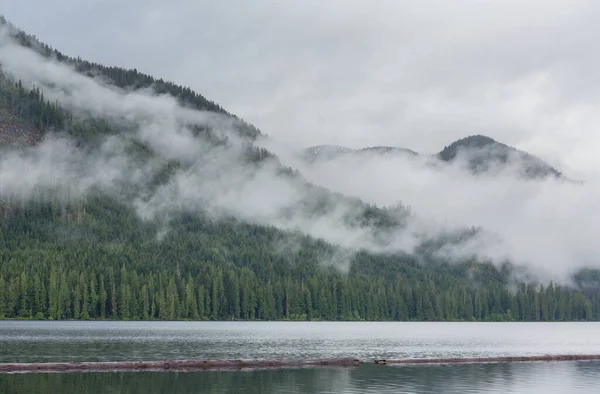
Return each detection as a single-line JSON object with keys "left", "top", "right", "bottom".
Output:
{"left": 302, "top": 144, "right": 417, "bottom": 163}
{"left": 304, "top": 134, "right": 565, "bottom": 180}
{"left": 302, "top": 144, "right": 354, "bottom": 162}
{"left": 437, "top": 134, "right": 563, "bottom": 179}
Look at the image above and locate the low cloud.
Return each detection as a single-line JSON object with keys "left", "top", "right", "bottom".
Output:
{"left": 0, "top": 29, "right": 417, "bottom": 269}
{"left": 272, "top": 142, "right": 600, "bottom": 280}
{"left": 2, "top": 21, "right": 599, "bottom": 282}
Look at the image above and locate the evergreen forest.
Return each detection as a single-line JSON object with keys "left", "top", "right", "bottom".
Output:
{"left": 1, "top": 15, "right": 599, "bottom": 322}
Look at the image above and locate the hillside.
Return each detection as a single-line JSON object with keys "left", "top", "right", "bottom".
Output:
{"left": 0, "top": 75, "right": 45, "bottom": 146}
{"left": 0, "top": 16, "right": 597, "bottom": 322}
{"left": 302, "top": 145, "right": 417, "bottom": 163}
{"left": 438, "top": 135, "right": 563, "bottom": 178}
{"left": 304, "top": 135, "right": 563, "bottom": 180}
{"left": 0, "top": 106, "right": 42, "bottom": 146}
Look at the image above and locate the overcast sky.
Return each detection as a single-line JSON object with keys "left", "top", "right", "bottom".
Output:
{"left": 3, "top": 0, "right": 600, "bottom": 174}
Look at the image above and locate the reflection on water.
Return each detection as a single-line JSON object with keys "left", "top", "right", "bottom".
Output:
{"left": 2, "top": 321, "right": 600, "bottom": 363}
{"left": 2, "top": 362, "right": 600, "bottom": 394}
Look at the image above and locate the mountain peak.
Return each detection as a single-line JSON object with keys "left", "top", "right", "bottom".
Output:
{"left": 438, "top": 135, "right": 500, "bottom": 161}
{"left": 438, "top": 135, "right": 563, "bottom": 179}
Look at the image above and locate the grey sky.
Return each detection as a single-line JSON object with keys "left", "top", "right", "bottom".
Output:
{"left": 3, "top": 0, "right": 600, "bottom": 173}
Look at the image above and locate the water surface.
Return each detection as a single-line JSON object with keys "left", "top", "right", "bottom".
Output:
{"left": 2, "top": 321, "right": 600, "bottom": 393}
{"left": 2, "top": 363, "right": 600, "bottom": 393}
{"left": 1, "top": 321, "right": 599, "bottom": 363}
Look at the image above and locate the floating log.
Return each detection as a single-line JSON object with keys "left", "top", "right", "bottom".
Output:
{"left": 0, "top": 357, "right": 361, "bottom": 374}
{"left": 2, "top": 354, "right": 600, "bottom": 374}
{"left": 383, "top": 354, "right": 600, "bottom": 365}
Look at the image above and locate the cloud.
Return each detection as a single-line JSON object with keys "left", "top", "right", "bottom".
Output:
{"left": 4, "top": 0, "right": 600, "bottom": 172}
{"left": 0, "top": 29, "right": 416, "bottom": 268}
{"left": 0, "top": 26, "right": 246, "bottom": 159}
{"left": 2, "top": 5, "right": 600, "bottom": 281}
{"left": 275, "top": 144, "right": 600, "bottom": 280}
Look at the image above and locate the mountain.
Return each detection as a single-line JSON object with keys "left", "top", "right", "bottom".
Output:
{"left": 302, "top": 145, "right": 354, "bottom": 163}
{"left": 304, "top": 135, "right": 564, "bottom": 180}
{"left": 438, "top": 135, "right": 563, "bottom": 179}
{"left": 359, "top": 146, "right": 419, "bottom": 156}
{"left": 0, "top": 16, "right": 596, "bottom": 322}
{"left": 302, "top": 145, "right": 417, "bottom": 163}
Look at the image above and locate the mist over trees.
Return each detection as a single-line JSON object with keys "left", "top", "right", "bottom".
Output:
{"left": 0, "top": 15, "right": 599, "bottom": 322}
{"left": 0, "top": 196, "right": 596, "bottom": 322}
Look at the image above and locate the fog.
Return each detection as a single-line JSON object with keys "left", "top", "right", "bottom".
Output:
{"left": 6, "top": 1, "right": 600, "bottom": 175}
{"left": 264, "top": 141, "right": 600, "bottom": 279}
{"left": 0, "top": 28, "right": 416, "bottom": 259}
{"left": 1, "top": 19, "right": 599, "bottom": 281}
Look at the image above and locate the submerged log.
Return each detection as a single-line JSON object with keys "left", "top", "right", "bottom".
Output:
{"left": 384, "top": 354, "right": 600, "bottom": 365}
{"left": 0, "top": 357, "right": 361, "bottom": 374}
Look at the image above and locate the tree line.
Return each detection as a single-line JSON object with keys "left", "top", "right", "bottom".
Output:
{"left": 0, "top": 251, "right": 596, "bottom": 322}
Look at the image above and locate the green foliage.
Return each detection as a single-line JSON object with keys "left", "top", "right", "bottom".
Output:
{"left": 0, "top": 194, "right": 597, "bottom": 322}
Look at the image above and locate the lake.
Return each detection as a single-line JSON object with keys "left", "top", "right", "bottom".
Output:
{"left": 1, "top": 321, "right": 600, "bottom": 393}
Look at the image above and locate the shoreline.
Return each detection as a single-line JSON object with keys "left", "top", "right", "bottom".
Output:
{"left": 1, "top": 319, "right": 598, "bottom": 323}
{"left": 2, "top": 355, "right": 600, "bottom": 374}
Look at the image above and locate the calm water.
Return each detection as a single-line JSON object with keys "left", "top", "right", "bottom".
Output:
{"left": 1, "top": 321, "right": 600, "bottom": 393}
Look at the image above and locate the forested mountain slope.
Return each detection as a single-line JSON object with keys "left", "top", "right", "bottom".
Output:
{"left": 0, "top": 15, "right": 598, "bottom": 322}
{"left": 438, "top": 135, "right": 563, "bottom": 179}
